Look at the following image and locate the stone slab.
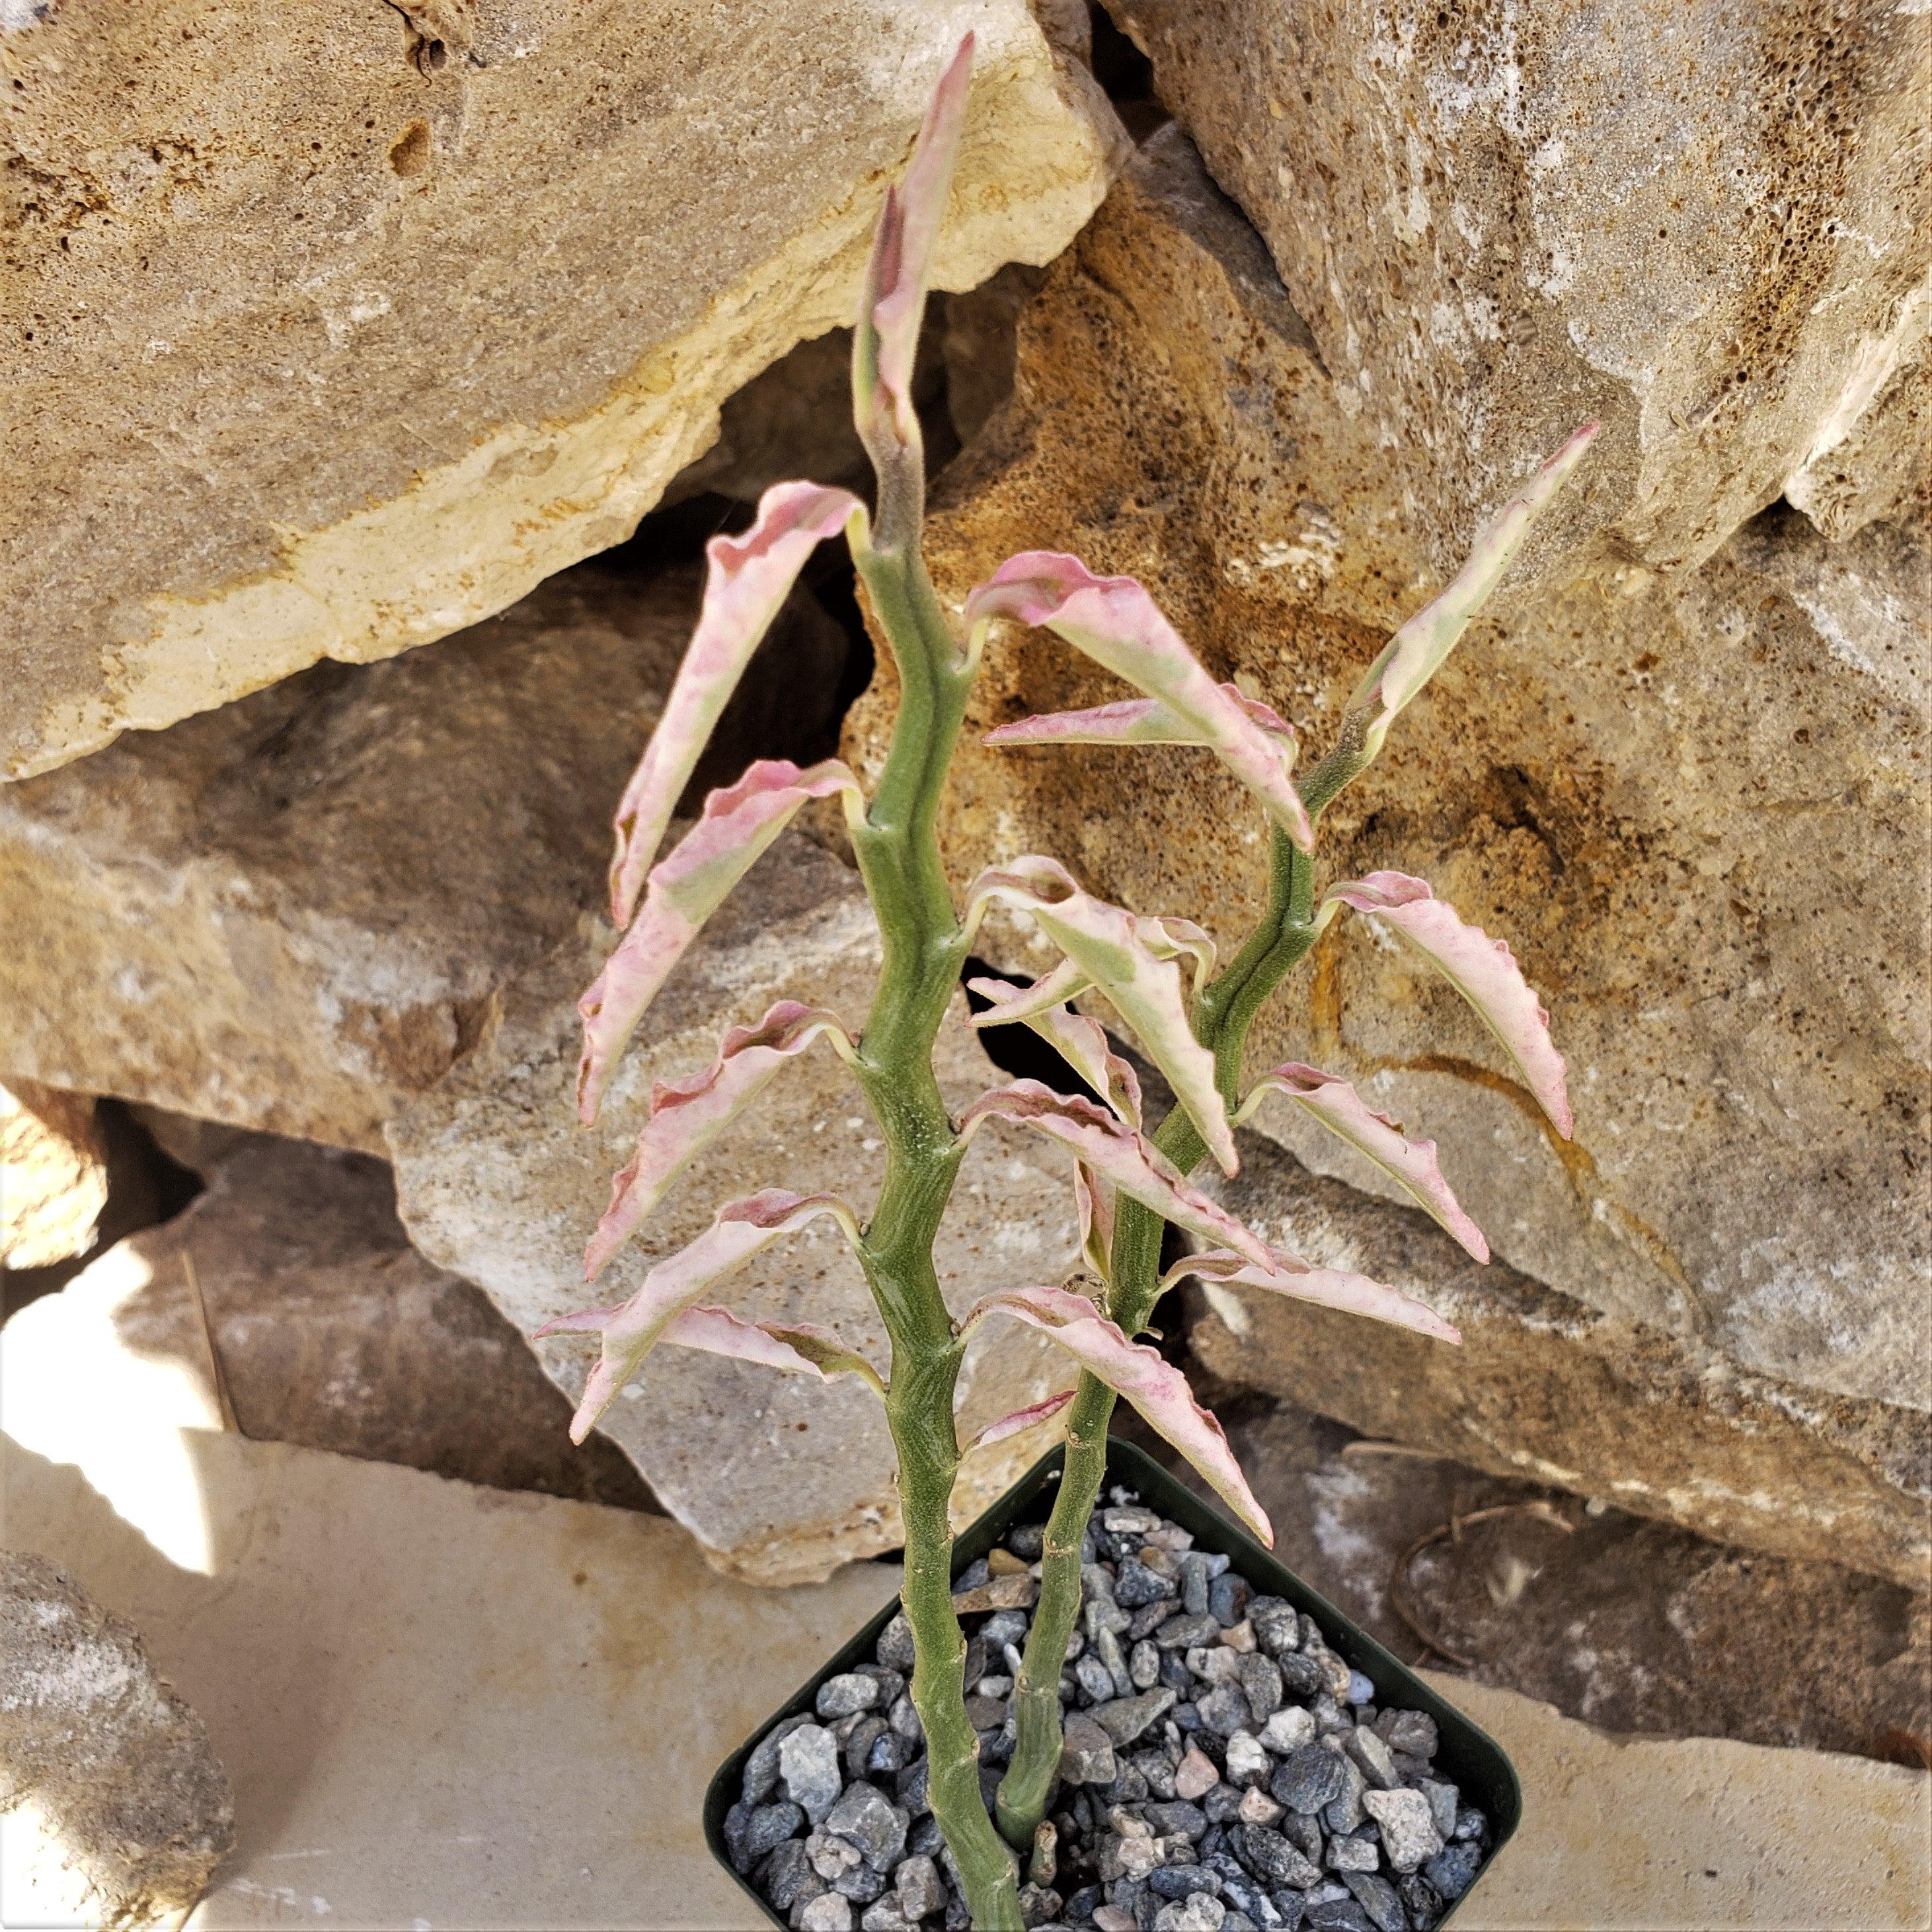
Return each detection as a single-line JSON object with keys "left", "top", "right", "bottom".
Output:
{"left": 0, "top": 556, "right": 841, "bottom": 1151}
{"left": 1186, "top": 1128, "right": 1929, "bottom": 1588}
{"left": 1104, "top": 0, "right": 1932, "bottom": 574}
{"left": 389, "top": 831, "right": 1085, "bottom": 1585}
{"left": 1, "top": 1429, "right": 898, "bottom": 1931}
{"left": 1, "top": 0, "right": 1123, "bottom": 779}
{"left": 1429, "top": 1673, "right": 1931, "bottom": 1931}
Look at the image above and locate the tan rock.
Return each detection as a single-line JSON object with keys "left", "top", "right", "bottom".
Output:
{"left": 1424, "top": 1672, "right": 1931, "bottom": 1931}
{"left": 0, "top": 1550, "right": 234, "bottom": 1929}
{"left": 1, "top": 0, "right": 1123, "bottom": 779}
{"left": 8, "top": 1129, "right": 651, "bottom": 1509}
{"left": 848, "top": 134, "right": 1930, "bottom": 1563}
{"left": 1186, "top": 1130, "right": 1929, "bottom": 1588}
{"left": 389, "top": 833, "right": 1085, "bottom": 1585}
{"left": 0, "top": 1077, "right": 106, "bottom": 1270}
{"left": 1785, "top": 307, "right": 1932, "bottom": 541}
{"left": 0, "top": 556, "right": 843, "bottom": 1151}
{"left": 1105, "top": 0, "right": 1932, "bottom": 574}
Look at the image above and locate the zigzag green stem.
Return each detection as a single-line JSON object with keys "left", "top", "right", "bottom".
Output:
{"left": 995, "top": 831, "right": 1317, "bottom": 1849}
{"left": 847, "top": 529, "right": 1022, "bottom": 1931}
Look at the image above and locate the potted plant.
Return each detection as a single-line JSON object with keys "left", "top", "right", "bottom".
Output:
{"left": 538, "top": 36, "right": 1590, "bottom": 1931}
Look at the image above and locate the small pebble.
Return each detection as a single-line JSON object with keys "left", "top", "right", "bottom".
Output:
{"left": 1419, "top": 1779, "right": 1459, "bottom": 1840}
{"left": 1260, "top": 1707, "right": 1316, "bottom": 1754}
{"left": 1061, "top": 1710, "right": 1119, "bottom": 1785}
{"left": 1219, "top": 1619, "right": 1258, "bottom": 1654}
{"left": 1237, "top": 1786, "right": 1285, "bottom": 1828}
{"left": 1340, "top": 1871, "right": 1406, "bottom": 1932}
{"left": 1362, "top": 1789, "right": 1443, "bottom": 1874}
{"left": 1383, "top": 1711, "right": 1436, "bottom": 1759}
{"left": 1224, "top": 1731, "right": 1271, "bottom": 1786}
{"left": 1093, "top": 1909, "right": 1138, "bottom": 1932}
{"left": 1345, "top": 1726, "right": 1399, "bottom": 1791}
{"left": 987, "top": 1547, "right": 1030, "bottom": 1576}
{"left": 1421, "top": 1839, "right": 1481, "bottom": 1902}
{"left": 779, "top": 1724, "right": 843, "bottom": 1825}
{"left": 1196, "top": 1683, "right": 1254, "bottom": 1737}
{"left": 1323, "top": 1755, "right": 1368, "bottom": 1835}
{"left": 1229, "top": 1821, "right": 1321, "bottom": 1889}
{"left": 894, "top": 1853, "right": 946, "bottom": 1921}
{"left": 1325, "top": 1834, "right": 1378, "bottom": 1874}
{"left": 1175, "top": 1744, "right": 1221, "bottom": 1801}
{"left": 1272, "top": 1745, "right": 1347, "bottom": 1815}
{"left": 1154, "top": 1894, "right": 1227, "bottom": 1931}
{"left": 1131, "top": 1640, "right": 1163, "bottom": 1689}
{"left": 1092, "top": 1687, "right": 1179, "bottom": 1746}
{"left": 800, "top": 1894, "right": 855, "bottom": 1931}
{"left": 1006, "top": 1523, "right": 1046, "bottom": 1561}
{"left": 876, "top": 1614, "right": 917, "bottom": 1673}
{"left": 953, "top": 1574, "right": 1038, "bottom": 1614}
{"left": 1345, "top": 1673, "right": 1376, "bottom": 1709}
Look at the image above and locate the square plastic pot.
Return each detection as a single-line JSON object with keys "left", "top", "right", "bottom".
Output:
{"left": 705, "top": 1435, "right": 1520, "bottom": 1926}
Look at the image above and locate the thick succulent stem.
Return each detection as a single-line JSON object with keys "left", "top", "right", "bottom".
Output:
{"left": 847, "top": 532, "right": 1021, "bottom": 1930}
{"left": 995, "top": 833, "right": 1317, "bottom": 1847}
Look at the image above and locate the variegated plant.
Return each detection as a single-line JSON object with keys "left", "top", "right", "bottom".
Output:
{"left": 539, "top": 37, "right": 1592, "bottom": 1929}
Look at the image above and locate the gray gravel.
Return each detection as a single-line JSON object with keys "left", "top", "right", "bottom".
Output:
{"left": 734, "top": 1487, "right": 1492, "bottom": 1931}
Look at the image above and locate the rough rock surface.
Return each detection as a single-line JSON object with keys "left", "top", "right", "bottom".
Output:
{"left": 1184, "top": 1130, "right": 1929, "bottom": 1587}
{"left": 1, "top": 0, "right": 1124, "bottom": 779}
{"left": 0, "top": 1551, "right": 234, "bottom": 1927}
{"left": 1105, "top": 0, "right": 1932, "bottom": 573}
{"left": 0, "top": 1077, "right": 106, "bottom": 1270}
{"left": 7, "top": 1129, "right": 651, "bottom": 1508}
{"left": 0, "top": 557, "right": 843, "bottom": 1151}
{"left": 389, "top": 833, "right": 1085, "bottom": 1585}
{"left": 846, "top": 132, "right": 1931, "bottom": 1563}
{"left": 1138, "top": 1386, "right": 1931, "bottom": 1759}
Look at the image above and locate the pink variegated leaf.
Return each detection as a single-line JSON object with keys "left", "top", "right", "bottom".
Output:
{"left": 966, "top": 957, "right": 1093, "bottom": 1028}
{"left": 984, "top": 684, "right": 1296, "bottom": 753}
{"left": 585, "top": 1001, "right": 859, "bottom": 1278}
{"left": 1321, "top": 871, "right": 1572, "bottom": 1138}
{"left": 959, "top": 1387, "right": 1077, "bottom": 1456}
{"left": 964, "top": 555, "right": 1313, "bottom": 849}
{"left": 962, "top": 1285, "right": 1272, "bottom": 1545}
{"left": 967, "top": 857, "right": 1233, "bottom": 1175}
{"left": 578, "top": 759, "right": 865, "bottom": 1123}
{"left": 960, "top": 1081, "right": 1270, "bottom": 1267}
{"left": 658, "top": 1304, "right": 885, "bottom": 1397}
{"left": 1350, "top": 425, "right": 1598, "bottom": 765}
{"left": 1235, "top": 1062, "right": 1488, "bottom": 1262}
{"left": 1176, "top": 1248, "right": 1462, "bottom": 1345}
{"left": 855, "top": 35, "right": 973, "bottom": 452}
{"left": 533, "top": 1190, "right": 861, "bottom": 1442}
{"left": 608, "top": 483, "right": 867, "bottom": 926}
{"left": 967, "top": 981, "right": 1142, "bottom": 1129}
{"left": 1074, "top": 1161, "right": 1116, "bottom": 1283}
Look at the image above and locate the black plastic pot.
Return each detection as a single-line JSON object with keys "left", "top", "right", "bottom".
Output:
{"left": 705, "top": 1436, "right": 1520, "bottom": 1927}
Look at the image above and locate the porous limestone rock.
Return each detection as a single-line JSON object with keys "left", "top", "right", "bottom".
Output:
{"left": 7, "top": 1130, "right": 652, "bottom": 1508}
{"left": 1182, "top": 1130, "right": 1927, "bottom": 1587}
{"left": 0, "top": 1077, "right": 106, "bottom": 1270}
{"left": 388, "top": 833, "right": 1085, "bottom": 1586}
{"left": 1105, "top": 0, "right": 1932, "bottom": 573}
{"left": 846, "top": 133, "right": 1931, "bottom": 1566}
{"left": 0, "top": 557, "right": 843, "bottom": 1151}
{"left": 0, "top": 1551, "right": 234, "bottom": 1928}
{"left": 0, "top": 0, "right": 1123, "bottom": 779}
